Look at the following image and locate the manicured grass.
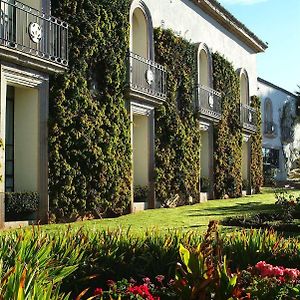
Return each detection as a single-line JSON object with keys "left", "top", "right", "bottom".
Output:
{"left": 42, "top": 187, "right": 300, "bottom": 234}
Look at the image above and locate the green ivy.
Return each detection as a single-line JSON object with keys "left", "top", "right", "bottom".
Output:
{"left": 212, "top": 53, "right": 242, "bottom": 198}
{"left": 49, "top": 0, "right": 132, "bottom": 221}
{"left": 154, "top": 28, "right": 201, "bottom": 205}
{"left": 250, "top": 96, "right": 263, "bottom": 193}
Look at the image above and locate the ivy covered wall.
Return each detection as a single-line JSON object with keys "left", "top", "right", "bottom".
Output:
{"left": 49, "top": 1, "right": 263, "bottom": 220}
{"left": 212, "top": 53, "right": 243, "bottom": 198}
{"left": 49, "top": 0, "right": 132, "bottom": 221}
{"left": 154, "top": 28, "right": 201, "bottom": 205}
{"left": 250, "top": 95, "right": 263, "bottom": 193}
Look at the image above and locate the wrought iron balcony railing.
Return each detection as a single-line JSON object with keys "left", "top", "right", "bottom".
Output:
{"left": 128, "top": 52, "right": 167, "bottom": 101}
{"left": 264, "top": 121, "right": 277, "bottom": 136}
{"left": 0, "top": 0, "right": 68, "bottom": 66}
{"left": 196, "top": 85, "right": 222, "bottom": 121}
{"left": 240, "top": 103, "right": 257, "bottom": 132}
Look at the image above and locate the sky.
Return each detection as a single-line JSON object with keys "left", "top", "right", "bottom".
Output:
{"left": 218, "top": 0, "right": 300, "bottom": 95}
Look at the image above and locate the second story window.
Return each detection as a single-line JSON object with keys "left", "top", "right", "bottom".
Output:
{"left": 240, "top": 71, "right": 249, "bottom": 105}
{"left": 264, "top": 98, "right": 275, "bottom": 135}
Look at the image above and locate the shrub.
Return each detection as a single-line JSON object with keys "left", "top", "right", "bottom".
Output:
{"left": 5, "top": 192, "right": 39, "bottom": 216}
{"left": 134, "top": 186, "right": 149, "bottom": 202}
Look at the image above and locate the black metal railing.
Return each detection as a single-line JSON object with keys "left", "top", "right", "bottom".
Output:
{"left": 0, "top": 0, "right": 68, "bottom": 66}
{"left": 128, "top": 52, "right": 167, "bottom": 101}
{"left": 264, "top": 121, "right": 277, "bottom": 135}
{"left": 240, "top": 103, "right": 257, "bottom": 132}
{"left": 196, "top": 85, "right": 222, "bottom": 120}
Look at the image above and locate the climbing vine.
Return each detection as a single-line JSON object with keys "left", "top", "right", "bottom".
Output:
{"left": 49, "top": 0, "right": 132, "bottom": 221}
{"left": 212, "top": 53, "right": 242, "bottom": 198}
{"left": 154, "top": 28, "right": 201, "bottom": 205}
{"left": 250, "top": 95, "right": 263, "bottom": 193}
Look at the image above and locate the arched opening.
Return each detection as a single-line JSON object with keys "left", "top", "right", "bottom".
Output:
{"left": 265, "top": 98, "right": 273, "bottom": 123}
{"left": 240, "top": 72, "right": 249, "bottom": 105}
{"left": 199, "top": 49, "right": 209, "bottom": 87}
{"left": 132, "top": 7, "right": 149, "bottom": 58}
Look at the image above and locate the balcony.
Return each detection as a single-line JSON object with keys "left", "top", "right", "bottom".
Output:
{"left": 264, "top": 121, "right": 277, "bottom": 137}
{"left": 128, "top": 52, "right": 167, "bottom": 103}
{"left": 196, "top": 85, "right": 222, "bottom": 122}
{"left": 240, "top": 103, "right": 257, "bottom": 133}
{"left": 0, "top": 0, "right": 68, "bottom": 72}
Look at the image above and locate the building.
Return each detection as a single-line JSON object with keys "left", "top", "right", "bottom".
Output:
{"left": 0, "top": 0, "right": 268, "bottom": 226}
{"left": 258, "top": 77, "right": 298, "bottom": 183}
{"left": 129, "top": 0, "right": 266, "bottom": 207}
{"left": 0, "top": 0, "right": 68, "bottom": 227}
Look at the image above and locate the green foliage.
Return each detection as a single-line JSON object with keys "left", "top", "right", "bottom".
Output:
{"left": 251, "top": 95, "right": 263, "bottom": 193}
{"left": 49, "top": 0, "right": 132, "bottom": 221}
{"left": 154, "top": 28, "right": 201, "bottom": 205}
{"left": 212, "top": 53, "right": 242, "bottom": 198}
{"left": 5, "top": 192, "right": 39, "bottom": 216}
{"left": 134, "top": 185, "right": 149, "bottom": 203}
{"left": 0, "top": 228, "right": 83, "bottom": 299}
{"left": 175, "top": 221, "right": 237, "bottom": 300}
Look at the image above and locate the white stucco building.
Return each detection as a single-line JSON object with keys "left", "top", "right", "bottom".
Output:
{"left": 129, "top": 0, "right": 267, "bottom": 208}
{"left": 258, "top": 78, "right": 298, "bottom": 183}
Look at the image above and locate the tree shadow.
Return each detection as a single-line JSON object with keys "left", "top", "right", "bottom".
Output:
{"left": 187, "top": 202, "right": 278, "bottom": 218}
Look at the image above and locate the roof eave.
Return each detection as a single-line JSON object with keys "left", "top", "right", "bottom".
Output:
{"left": 192, "top": 0, "right": 268, "bottom": 53}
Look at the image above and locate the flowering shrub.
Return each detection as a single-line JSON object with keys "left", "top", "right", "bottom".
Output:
{"left": 78, "top": 277, "right": 176, "bottom": 300}
{"left": 255, "top": 261, "right": 300, "bottom": 282}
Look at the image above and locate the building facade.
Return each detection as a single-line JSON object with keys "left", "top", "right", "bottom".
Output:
{"left": 258, "top": 78, "right": 298, "bottom": 183}
{"left": 129, "top": 0, "right": 266, "bottom": 208}
{"left": 0, "top": 0, "right": 68, "bottom": 227}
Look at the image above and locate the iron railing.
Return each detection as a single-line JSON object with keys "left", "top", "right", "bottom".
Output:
{"left": 128, "top": 51, "right": 167, "bottom": 101}
{"left": 240, "top": 103, "right": 257, "bottom": 132}
{"left": 0, "top": 0, "right": 68, "bottom": 66}
{"left": 264, "top": 121, "right": 277, "bottom": 135}
{"left": 196, "top": 85, "right": 222, "bottom": 120}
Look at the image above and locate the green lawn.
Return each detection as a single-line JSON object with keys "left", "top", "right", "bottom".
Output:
{"left": 43, "top": 187, "right": 299, "bottom": 234}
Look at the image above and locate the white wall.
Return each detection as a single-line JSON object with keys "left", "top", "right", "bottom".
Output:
{"left": 14, "top": 87, "right": 39, "bottom": 192}
{"left": 143, "top": 0, "right": 258, "bottom": 96}
{"left": 258, "top": 80, "right": 298, "bottom": 181}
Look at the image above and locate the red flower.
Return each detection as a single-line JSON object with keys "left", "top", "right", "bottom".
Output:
{"left": 93, "top": 288, "right": 103, "bottom": 296}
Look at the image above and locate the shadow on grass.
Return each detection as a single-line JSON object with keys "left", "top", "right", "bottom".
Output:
{"left": 187, "top": 202, "right": 278, "bottom": 218}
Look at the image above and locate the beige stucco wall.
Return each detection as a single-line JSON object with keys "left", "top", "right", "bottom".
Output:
{"left": 241, "top": 141, "right": 249, "bottom": 182}
{"left": 22, "top": 0, "right": 42, "bottom": 10}
{"left": 200, "top": 131, "right": 210, "bottom": 178}
{"left": 133, "top": 114, "right": 149, "bottom": 187}
{"left": 14, "top": 87, "right": 39, "bottom": 192}
{"left": 143, "top": 0, "right": 258, "bottom": 96}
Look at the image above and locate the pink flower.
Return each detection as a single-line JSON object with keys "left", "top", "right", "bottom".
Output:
{"left": 142, "top": 277, "right": 151, "bottom": 285}
{"left": 155, "top": 275, "right": 165, "bottom": 283}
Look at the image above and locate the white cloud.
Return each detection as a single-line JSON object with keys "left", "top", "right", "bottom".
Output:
{"left": 220, "top": 0, "right": 268, "bottom": 5}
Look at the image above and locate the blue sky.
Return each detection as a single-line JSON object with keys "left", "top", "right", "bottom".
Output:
{"left": 218, "top": 0, "right": 300, "bottom": 94}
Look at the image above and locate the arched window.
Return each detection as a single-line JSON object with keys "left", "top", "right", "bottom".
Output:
{"left": 239, "top": 70, "right": 249, "bottom": 105}
{"left": 197, "top": 43, "right": 212, "bottom": 88}
{"left": 265, "top": 98, "right": 273, "bottom": 124}
{"left": 130, "top": 1, "right": 153, "bottom": 60}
